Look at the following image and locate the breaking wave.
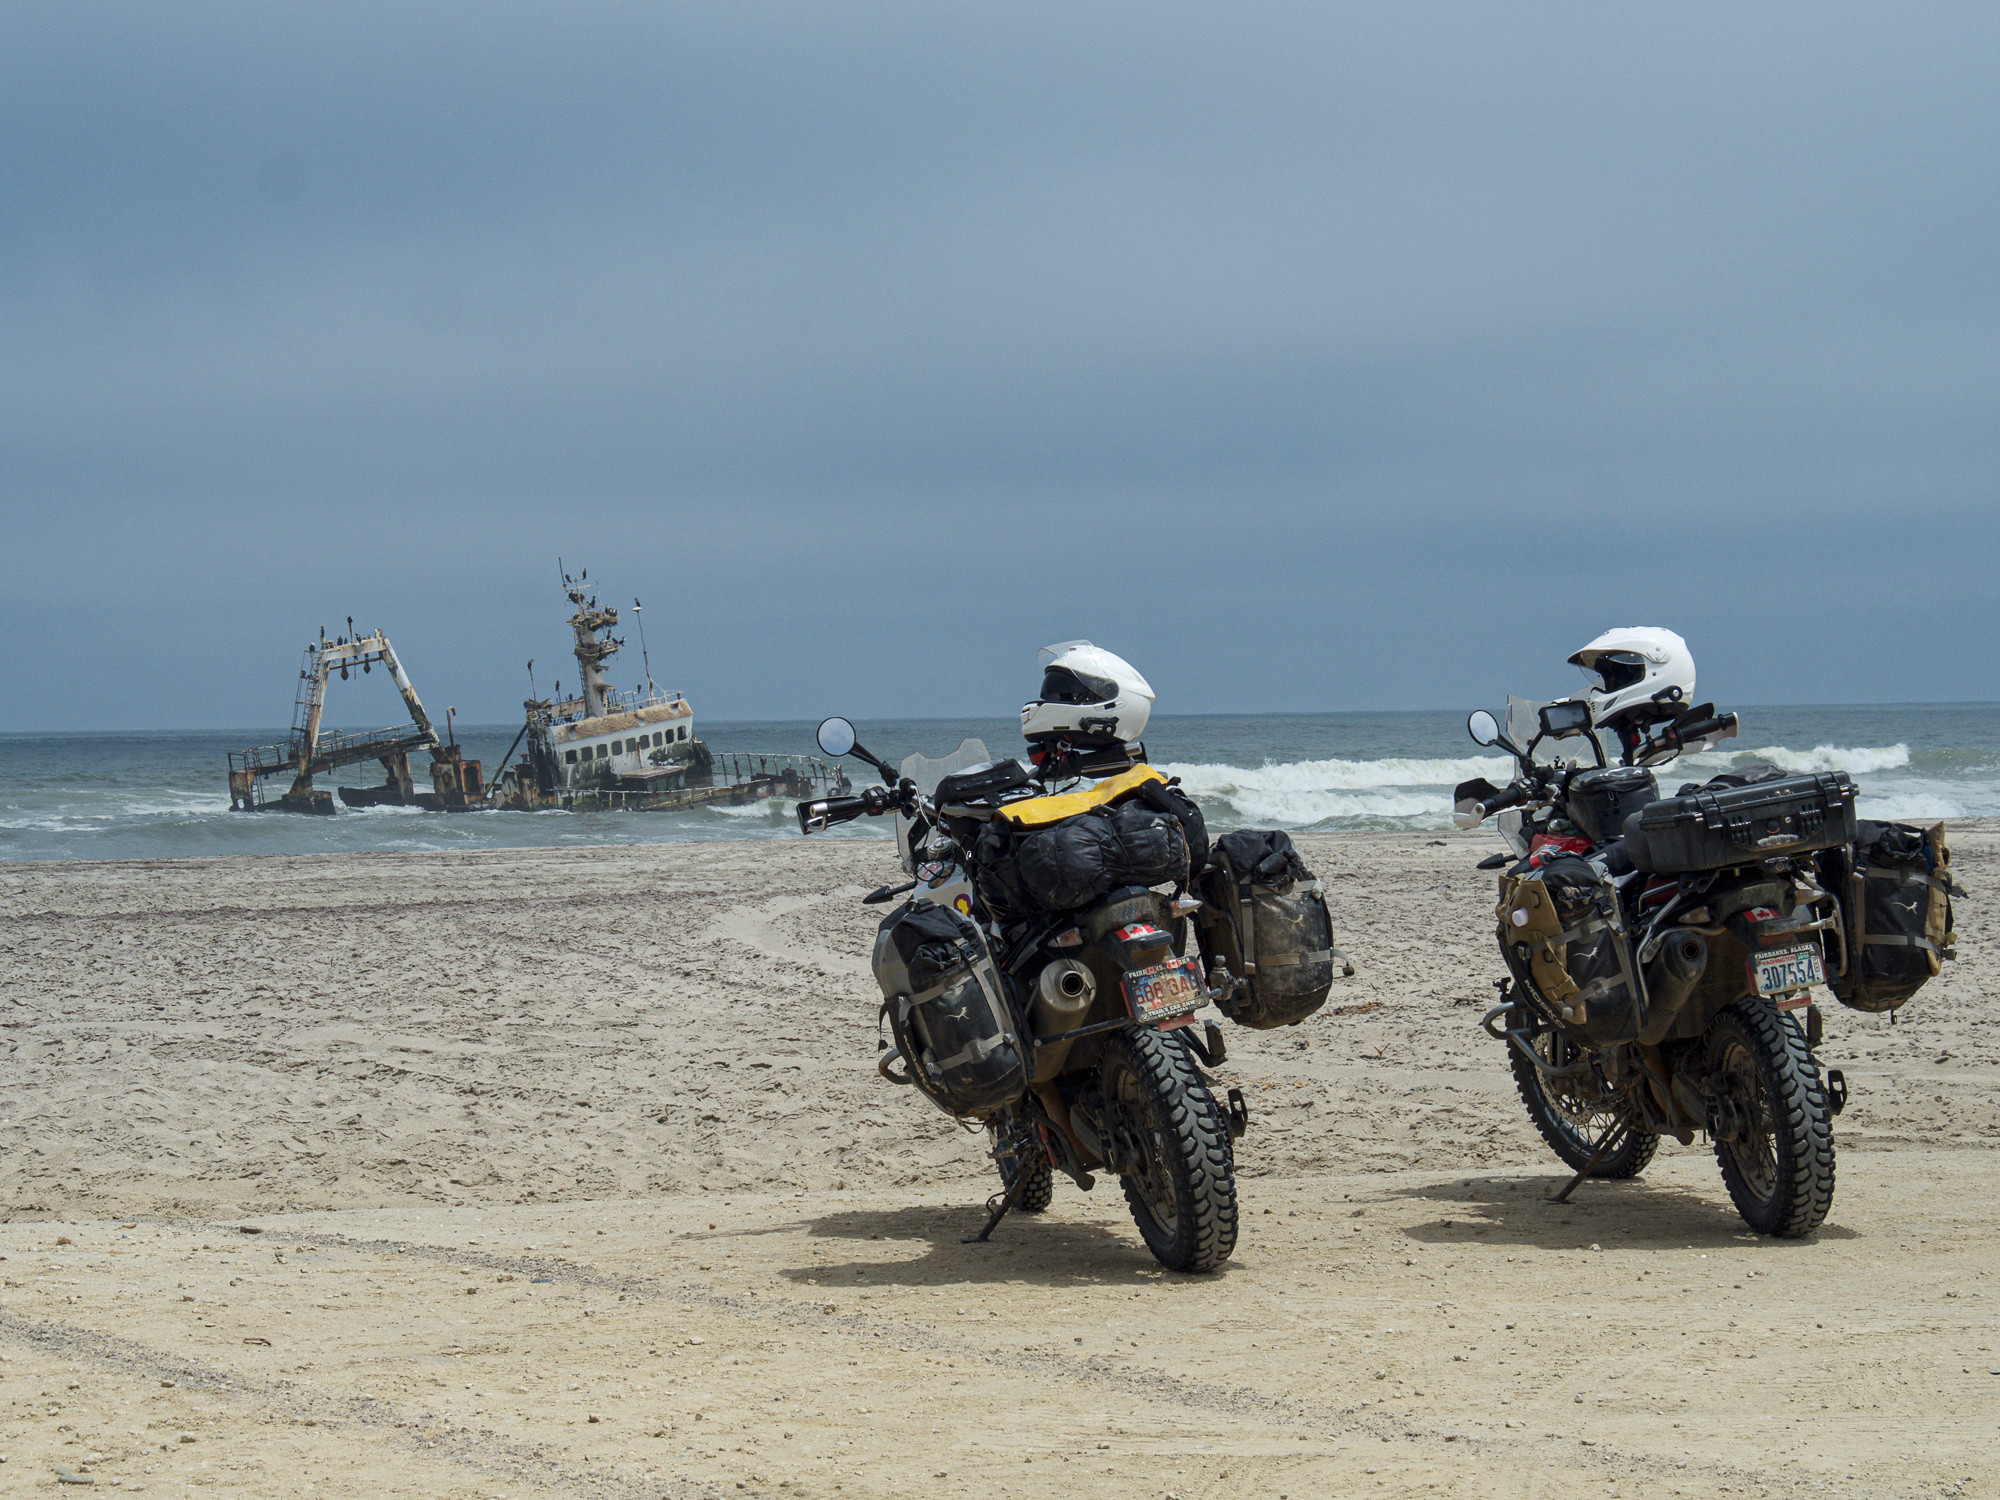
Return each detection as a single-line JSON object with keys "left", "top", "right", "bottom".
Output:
{"left": 1736, "top": 743, "right": 1910, "bottom": 775}
{"left": 1157, "top": 754, "right": 1515, "bottom": 830}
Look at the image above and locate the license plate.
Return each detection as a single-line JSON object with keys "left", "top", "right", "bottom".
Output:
{"left": 1123, "top": 957, "right": 1209, "bottom": 1026}
{"left": 1752, "top": 944, "right": 1824, "bottom": 998}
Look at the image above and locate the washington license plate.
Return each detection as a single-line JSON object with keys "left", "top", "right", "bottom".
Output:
{"left": 1123, "top": 957, "right": 1209, "bottom": 1026}
{"left": 1752, "top": 945, "right": 1824, "bottom": 998}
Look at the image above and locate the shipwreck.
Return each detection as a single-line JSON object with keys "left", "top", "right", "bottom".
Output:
{"left": 226, "top": 574, "right": 844, "bottom": 815}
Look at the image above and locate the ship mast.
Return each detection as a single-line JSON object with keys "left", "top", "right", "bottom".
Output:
{"left": 560, "top": 565, "right": 623, "bottom": 719}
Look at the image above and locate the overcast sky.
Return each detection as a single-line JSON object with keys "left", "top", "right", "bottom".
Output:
{"left": 3, "top": 3, "right": 1996, "bottom": 730}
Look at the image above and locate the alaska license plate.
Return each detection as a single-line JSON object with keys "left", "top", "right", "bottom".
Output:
{"left": 1123, "top": 957, "right": 1209, "bottom": 1026}
{"left": 1752, "top": 944, "right": 1824, "bottom": 998}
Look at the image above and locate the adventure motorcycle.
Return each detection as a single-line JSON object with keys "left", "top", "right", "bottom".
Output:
{"left": 1453, "top": 695, "right": 1865, "bottom": 1236}
{"left": 797, "top": 719, "right": 1246, "bottom": 1273}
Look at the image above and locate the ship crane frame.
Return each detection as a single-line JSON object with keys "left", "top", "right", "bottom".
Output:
{"left": 227, "top": 628, "right": 481, "bottom": 814}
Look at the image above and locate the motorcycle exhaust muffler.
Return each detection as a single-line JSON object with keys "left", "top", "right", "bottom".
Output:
{"left": 1030, "top": 959, "right": 1095, "bottom": 1082}
{"left": 1639, "top": 931, "right": 1707, "bottom": 1045}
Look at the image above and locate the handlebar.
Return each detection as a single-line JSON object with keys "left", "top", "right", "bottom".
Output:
{"left": 1675, "top": 712, "right": 1738, "bottom": 742}
{"left": 796, "top": 780, "right": 914, "bottom": 834}
{"left": 1474, "top": 781, "right": 1533, "bottom": 820}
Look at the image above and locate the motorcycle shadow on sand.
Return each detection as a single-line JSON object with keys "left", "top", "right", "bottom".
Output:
{"left": 1387, "top": 1173, "right": 1860, "bottom": 1251}
{"left": 773, "top": 1203, "right": 1224, "bottom": 1287}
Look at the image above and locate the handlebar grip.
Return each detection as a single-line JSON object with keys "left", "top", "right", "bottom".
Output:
{"left": 796, "top": 794, "right": 875, "bottom": 834}
{"left": 1476, "top": 782, "right": 1532, "bottom": 819}
{"left": 1676, "top": 712, "right": 1738, "bottom": 741}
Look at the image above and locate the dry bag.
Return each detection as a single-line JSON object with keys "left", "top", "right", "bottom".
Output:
{"left": 1194, "top": 830, "right": 1352, "bottom": 1029}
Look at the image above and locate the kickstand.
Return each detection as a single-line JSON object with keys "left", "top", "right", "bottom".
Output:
{"left": 1549, "top": 1124, "right": 1629, "bottom": 1205}
{"left": 964, "top": 1158, "right": 1035, "bottom": 1245}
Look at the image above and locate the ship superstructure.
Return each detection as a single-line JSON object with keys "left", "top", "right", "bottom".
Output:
{"left": 228, "top": 569, "right": 842, "bottom": 815}
{"left": 510, "top": 571, "right": 715, "bottom": 801}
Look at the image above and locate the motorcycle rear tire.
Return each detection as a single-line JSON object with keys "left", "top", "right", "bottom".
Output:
{"left": 1101, "top": 1029, "right": 1238, "bottom": 1274}
{"left": 1508, "top": 1021, "right": 1659, "bottom": 1179}
{"left": 1705, "top": 998, "right": 1835, "bottom": 1238}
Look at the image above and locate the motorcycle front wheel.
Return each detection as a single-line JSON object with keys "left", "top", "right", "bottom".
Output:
{"left": 1508, "top": 1017, "right": 1659, "bottom": 1178}
{"left": 1100, "top": 1029, "right": 1238, "bottom": 1273}
{"left": 1705, "top": 998, "right": 1835, "bottom": 1238}
{"left": 988, "top": 1119, "right": 1053, "bottom": 1213}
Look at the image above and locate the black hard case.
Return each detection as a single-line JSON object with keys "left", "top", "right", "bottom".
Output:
{"left": 1622, "top": 771, "right": 1859, "bottom": 875}
{"left": 1564, "top": 766, "right": 1659, "bottom": 846}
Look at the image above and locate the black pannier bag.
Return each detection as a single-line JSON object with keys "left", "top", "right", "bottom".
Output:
{"left": 1496, "top": 854, "right": 1644, "bottom": 1046}
{"left": 1193, "top": 830, "right": 1353, "bottom": 1029}
{"left": 872, "top": 900, "right": 1028, "bottom": 1118}
{"left": 1820, "top": 821, "right": 1961, "bottom": 1013}
{"left": 1622, "top": 771, "right": 1859, "bottom": 875}
{"left": 1565, "top": 766, "right": 1659, "bottom": 846}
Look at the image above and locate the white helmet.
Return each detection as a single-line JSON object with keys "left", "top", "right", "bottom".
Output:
{"left": 1569, "top": 626, "right": 1695, "bottom": 729}
{"left": 1020, "top": 640, "right": 1154, "bottom": 746}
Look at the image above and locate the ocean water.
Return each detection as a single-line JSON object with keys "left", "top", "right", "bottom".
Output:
{"left": 2, "top": 704, "right": 1995, "bottom": 862}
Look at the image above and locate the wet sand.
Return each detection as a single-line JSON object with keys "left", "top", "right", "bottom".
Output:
{"left": 2, "top": 829, "right": 1995, "bottom": 1497}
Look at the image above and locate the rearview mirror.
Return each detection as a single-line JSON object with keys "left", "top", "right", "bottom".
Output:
{"left": 1467, "top": 710, "right": 1501, "bottom": 747}
{"left": 1538, "top": 700, "right": 1593, "bottom": 738}
{"left": 816, "top": 717, "right": 858, "bottom": 758}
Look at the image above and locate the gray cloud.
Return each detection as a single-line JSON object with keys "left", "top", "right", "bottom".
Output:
{"left": 3, "top": 3, "right": 1996, "bottom": 728}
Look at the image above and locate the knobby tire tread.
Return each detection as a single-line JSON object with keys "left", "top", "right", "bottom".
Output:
{"left": 1708, "top": 998, "right": 1836, "bottom": 1238}
{"left": 1108, "top": 1030, "right": 1238, "bottom": 1273}
{"left": 1011, "top": 1156, "right": 1054, "bottom": 1214}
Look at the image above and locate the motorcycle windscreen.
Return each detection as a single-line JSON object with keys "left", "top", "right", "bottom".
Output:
{"left": 895, "top": 738, "right": 991, "bottom": 874}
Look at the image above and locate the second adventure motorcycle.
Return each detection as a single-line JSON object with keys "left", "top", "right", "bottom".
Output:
{"left": 1455, "top": 628, "right": 1959, "bottom": 1237}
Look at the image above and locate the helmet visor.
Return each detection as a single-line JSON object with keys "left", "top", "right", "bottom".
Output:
{"left": 1038, "top": 664, "right": 1117, "bottom": 706}
{"left": 1576, "top": 650, "right": 1646, "bottom": 695}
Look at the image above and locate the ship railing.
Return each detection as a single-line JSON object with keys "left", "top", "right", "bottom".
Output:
{"left": 604, "top": 686, "right": 686, "bottom": 714}
{"left": 229, "top": 723, "right": 438, "bottom": 778}
{"left": 707, "top": 751, "right": 840, "bottom": 786}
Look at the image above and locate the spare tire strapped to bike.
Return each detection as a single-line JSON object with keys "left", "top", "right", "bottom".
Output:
{"left": 1496, "top": 855, "right": 1645, "bottom": 1045}
{"left": 872, "top": 899, "right": 1028, "bottom": 1119}
{"left": 1193, "top": 830, "right": 1352, "bottom": 1029}
{"left": 1821, "top": 820, "right": 1962, "bottom": 1013}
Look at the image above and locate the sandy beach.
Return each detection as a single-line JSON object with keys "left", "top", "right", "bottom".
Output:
{"left": 2, "top": 828, "right": 1995, "bottom": 1498}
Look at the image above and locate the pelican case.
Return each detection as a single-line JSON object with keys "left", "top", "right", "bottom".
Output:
{"left": 1193, "top": 830, "right": 1353, "bottom": 1029}
{"left": 873, "top": 900, "right": 1027, "bottom": 1119}
{"left": 1564, "top": 766, "right": 1659, "bottom": 846}
{"left": 1819, "top": 821, "right": 1961, "bottom": 1013}
{"left": 1622, "top": 771, "right": 1859, "bottom": 874}
{"left": 1497, "top": 854, "right": 1644, "bottom": 1045}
